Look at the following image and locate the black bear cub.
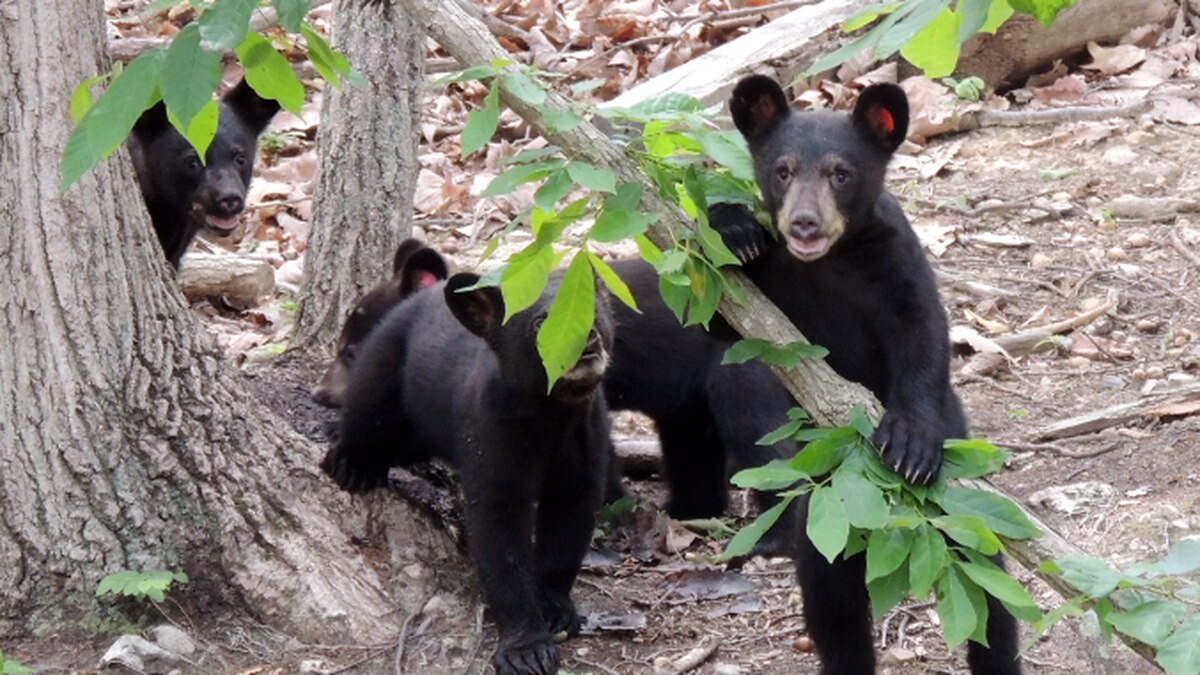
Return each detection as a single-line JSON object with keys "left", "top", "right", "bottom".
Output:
{"left": 310, "top": 239, "right": 448, "bottom": 408}
{"left": 321, "top": 264, "right": 613, "bottom": 675}
{"left": 129, "top": 79, "right": 280, "bottom": 268}
{"left": 712, "top": 75, "right": 1021, "bottom": 674}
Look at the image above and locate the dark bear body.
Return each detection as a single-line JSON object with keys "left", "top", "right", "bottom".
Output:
{"left": 711, "top": 75, "right": 1020, "bottom": 674}
{"left": 310, "top": 239, "right": 448, "bottom": 409}
{"left": 313, "top": 249, "right": 795, "bottom": 524}
{"left": 321, "top": 267, "right": 613, "bottom": 675}
{"left": 128, "top": 79, "right": 280, "bottom": 268}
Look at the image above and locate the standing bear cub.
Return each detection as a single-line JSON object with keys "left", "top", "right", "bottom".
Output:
{"left": 129, "top": 79, "right": 280, "bottom": 267}
{"left": 711, "top": 76, "right": 1021, "bottom": 674}
{"left": 321, "top": 266, "right": 614, "bottom": 675}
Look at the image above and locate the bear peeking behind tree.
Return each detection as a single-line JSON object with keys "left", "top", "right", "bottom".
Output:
{"left": 321, "top": 266, "right": 614, "bottom": 675}
{"left": 709, "top": 74, "right": 1022, "bottom": 674}
{"left": 128, "top": 79, "right": 280, "bottom": 268}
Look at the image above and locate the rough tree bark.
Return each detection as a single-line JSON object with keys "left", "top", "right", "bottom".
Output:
{"left": 290, "top": 0, "right": 426, "bottom": 354}
{"left": 0, "top": 0, "right": 459, "bottom": 646}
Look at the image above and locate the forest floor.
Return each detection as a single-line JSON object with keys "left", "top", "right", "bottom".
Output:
{"left": 19, "top": 1, "right": 1200, "bottom": 674}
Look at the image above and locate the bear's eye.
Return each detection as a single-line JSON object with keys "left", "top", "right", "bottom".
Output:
{"left": 832, "top": 169, "right": 850, "bottom": 185}
{"left": 775, "top": 165, "right": 790, "bottom": 182}
{"left": 533, "top": 317, "right": 546, "bottom": 332}
{"left": 185, "top": 157, "right": 201, "bottom": 172}
{"left": 234, "top": 153, "right": 248, "bottom": 167}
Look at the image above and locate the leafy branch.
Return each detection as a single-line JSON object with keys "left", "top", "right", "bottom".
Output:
{"left": 62, "top": 0, "right": 361, "bottom": 192}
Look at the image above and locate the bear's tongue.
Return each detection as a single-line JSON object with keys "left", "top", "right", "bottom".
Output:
{"left": 206, "top": 214, "right": 240, "bottom": 232}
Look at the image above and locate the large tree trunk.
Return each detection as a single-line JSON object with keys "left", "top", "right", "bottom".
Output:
{"left": 0, "top": 0, "right": 457, "bottom": 645}
{"left": 290, "top": 0, "right": 426, "bottom": 354}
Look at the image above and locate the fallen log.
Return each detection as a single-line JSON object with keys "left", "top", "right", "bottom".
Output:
{"left": 1036, "top": 383, "right": 1200, "bottom": 441}
{"left": 178, "top": 252, "right": 275, "bottom": 309}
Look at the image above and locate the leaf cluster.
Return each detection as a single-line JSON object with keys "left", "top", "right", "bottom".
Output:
{"left": 811, "top": 0, "right": 1077, "bottom": 79}
{"left": 1039, "top": 541, "right": 1200, "bottom": 675}
{"left": 0, "top": 653, "right": 31, "bottom": 675}
{"left": 442, "top": 68, "right": 761, "bottom": 390}
{"left": 724, "top": 411, "right": 1043, "bottom": 650}
{"left": 63, "top": 0, "right": 363, "bottom": 191}
{"left": 96, "top": 568, "right": 189, "bottom": 604}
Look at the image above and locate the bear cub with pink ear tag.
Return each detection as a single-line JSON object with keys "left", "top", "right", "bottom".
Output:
{"left": 708, "top": 75, "right": 1022, "bottom": 674}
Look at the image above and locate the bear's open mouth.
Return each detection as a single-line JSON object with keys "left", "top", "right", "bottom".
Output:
{"left": 563, "top": 350, "right": 608, "bottom": 382}
{"left": 205, "top": 213, "right": 241, "bottom": 234}
{"left": 787, "top": 232, "right": 830, "bottom": 259}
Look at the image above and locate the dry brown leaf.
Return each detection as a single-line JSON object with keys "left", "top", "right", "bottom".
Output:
{"left": 1082, "top": 41, "right": 1146, "bottom": 76}
{"left": 1030, "top": 74, "right": 1087, "bottom": 105}
{"left": 964, "top": 308, "right": 1011, "bottom": 335}
{"left": 1149, "top": 399, "right": 1200, "bottom": 417}
{"left": 911, "top": 217, "right": 960, "bottom": 258}
{"left": 899, "top": 76, "right": 958, "bottom": 141}
{"left": 1153, "top": 96, "right": 1200, "bottom": 125}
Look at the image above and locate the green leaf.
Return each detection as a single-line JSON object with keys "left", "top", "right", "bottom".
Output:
{"left": 936, "top": 566, "right": 979, "bottom": 649}
{"left": 543, "top": 107, "right": 583, "bottom": 134}
{"left": 873, "top": 0, "right": 950, "bottom": 61}
{"left": 722, "top": 339, "right": 769, "bottom": 365}
{"left": 170, "top": 100, "right": 220, "bottom": 164}
{"left": 842, "top": 1, "right": 904, "bottom": 31}
{"left": 807, "top": 0, "right": 916, "bottom": 74}
{"left": 462, "top": 83, "right": 501, "bottom": 158}
{"left": 302, "top": 23, "right": 362, "bottom": 87}
{"left": 848, "top": 406, "right": 876, "bottom": 440}
{"left": 866, "top": 527, "right": 912, "bottom": 582}
{"left": 697, "top": 130, "right": 754, "bottom": 181}
{"left": 1157, "top": 616, "right": 1200, "bottom": 675}
{"left": 605, "top": 182, "right": 643, "bottom": 211}
{"left": 431, "top": 63, "right": 502, "bottom": 87}
{"left": 833, "top": 463, "right": 889, "bottom": 529}
{"left": 160, "top": 24, "right": 222, "bottom": 131}
{"left": 1155, "top": 539, "right": 1200, "bottom": 576}
{"left": 586, "top": 252, "right": 638, "bottom": 311}
{"left": 941, "top": 438, "right": 1007, "bottom": 479}
{"left": 756, "top": 418, "right": 805, "bottom": 447}
{"left": 908, "top": 524, "right": 947, "bottom": 598}
{"left": 721, "top": 339, "right": 828, "bottom": 367}
{"left": 790, "top": 427, "right": 856, "bottom": 477}
{"left": 272, "top": 0, "right": 312, "bottom": 32}
{"left": 1106, "top": 600, "right": 1186, "bottom": 647}
{"left": 500, "top": 244, "right": 557, "bottom": 321}
{"left": 236, "top": 32, "right": 306, "bottom": 115}
{"left": 566, "top": 162, "right": 616, "bottom": 193}
{"left": 807, "top": 486, "right": 850, "bottom": 563}
{"left": 534, "top": 168, "right": 573, "bottom": 211}
{"left": 980, "top": 0, "right": 1016, "bottom": 33}
{"left": 696, "top": 219, "right": 741, "bottom": 267}
{"left": 931, "top": 515, "right": 1001, "bottom": 555}
{"left": 956, "top": 553, "right": 1041, "bottom": 622}
{"left": 956, "top": 0, "right": 992, "bottom": 41}
{"left": 867, "top": 558, "right": 910, "bottom": 621}
{"left": 731, "top": 459, "right": 808, "bottom": 491}
{"left": 657, "top": 273, "right": 691, "bottom": 323}
{"left": 720, "top": 495, "right": 795, "bottom": 560}
{"left": 503, "top": 145, "right": 563, "bottom": 165}
{"left": 499, "top": 70, "right": 546, "bottom": 105}
{"left": 538, "top": 254, "right": 595, "bottom": 390}
{"left": 61, "top": 49, "right": 165, "bottom": 192}
{"left": 1041, "top": 556, "right": 1130, "bottom": 598}
{"left": 591, "top": 208, "right": 656, "bottom": 242}
{"left": 1007, "top": 0, "right": 1076, "bottom": 25}
{"left": 69, "top": 73, "right": 111, "bottom": 123}
{"left": 933, "top": 486, "right": 1040, "bottom": 539}
{"left": 899, "top": 7, "right": 961, "bottom": 78}
{"left": 483, "top": 159, "right": 564, "bottom": 198}
{"left": 198, "top": 0, "right": 257, "bottom": 51}
{"left": 570, "top": 78, "right": 606, "bottom": 95}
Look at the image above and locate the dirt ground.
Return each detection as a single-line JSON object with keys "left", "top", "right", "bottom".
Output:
{"left": 232, "top": 101, "right": 1200, "bottom": 674}
{"left": 17, "top": 3, "right": 1200, "bottom": 674}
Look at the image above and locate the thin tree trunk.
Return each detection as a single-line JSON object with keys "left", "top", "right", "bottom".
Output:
{"left": 291, "top": 0, "right": 425, "bottom": 354}
{"left": 0, "top": 0, "right": 455, "bottom": 644}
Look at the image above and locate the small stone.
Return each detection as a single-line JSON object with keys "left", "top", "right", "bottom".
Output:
{"left": 1135, "top": 318, "right": 1161, "bottom": 333}
{"left": 1103, "top": 145, "right": 1138, "bottom": 165}
{"left": 881, "top": 647, "right": 918, "bottom": 665}
{"left": 1103, "top": 375, "right": 1128, "bottom": 389}
{"left": 1030, "top": 252, "right": 1052, "bottom": 270}
{"left": 1146, "top": 366, "right": 1166, "bottom": 379}
{"left": 1068, "top": 355, "right": 1091, "bottom": 369}
{"left": 440, "top": 240, "right": 460, "bottom": 255}
{"left": 1028, "top": 481, "right": 1115, "bottom": 516}
{"left": 1106, "top": 247, "right": 1128, "bottom": 261}
{"left": 793, "top": 636, "right": 814, "bottom": 653}
{"left": 299, "top": 660, "right": 327, "bottom": 673}
{"left": 1080, "top": 296, "right": 1106, "bottom": 311}
{"left": 1126, "top": 130, "right": 1155, "bottom": 145}
{"left": 1126, "top": 232, "right": 1152, "bottom": 248}
{"left": 1168, "top": 372, "right": 1198, "bottom": 385}
{"left": 712, "top": 664, "right": 742, "bottom": 675}
{"left": 403, "top": 563, "right": 431, "bottom": 580}
{"left": 149, "top": 625, "right": 195, "bottom": 656}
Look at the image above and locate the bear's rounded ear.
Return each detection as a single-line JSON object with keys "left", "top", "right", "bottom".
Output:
{"left": 392, "top": 238, "right": 427, "bottom": 277}
{"left": 399, "top": 248, "right": 449, "bottom": 296}
{"left": 222, "top": 78, "right": 281, "bottom": 135}
{"left": 730, "top": 75, "right": 791, "bottom": 144}
{"left": 132, "top": 101, "right": 171, "bottom": 140}
{"left": 445, "top": 273, "right": 503, "bottom": 337}
{"left": 853, "top": 83, "right": 909, "bottom": 153}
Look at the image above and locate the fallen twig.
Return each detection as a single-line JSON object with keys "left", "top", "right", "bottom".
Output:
{"left": 655, "top": 635, "right": 722, "bottom": 675}
{"left": 991, "top": 295, "right": 1118, "bottom": 356}
{"left": 957, "top": 99, "right": 1155, "bottom": 131}
{"left": 1169, "top": 227, "right": 1200, "bottom": 271}
{"left": 1035, "top": 383, "right": 1200, "bottom": 441}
